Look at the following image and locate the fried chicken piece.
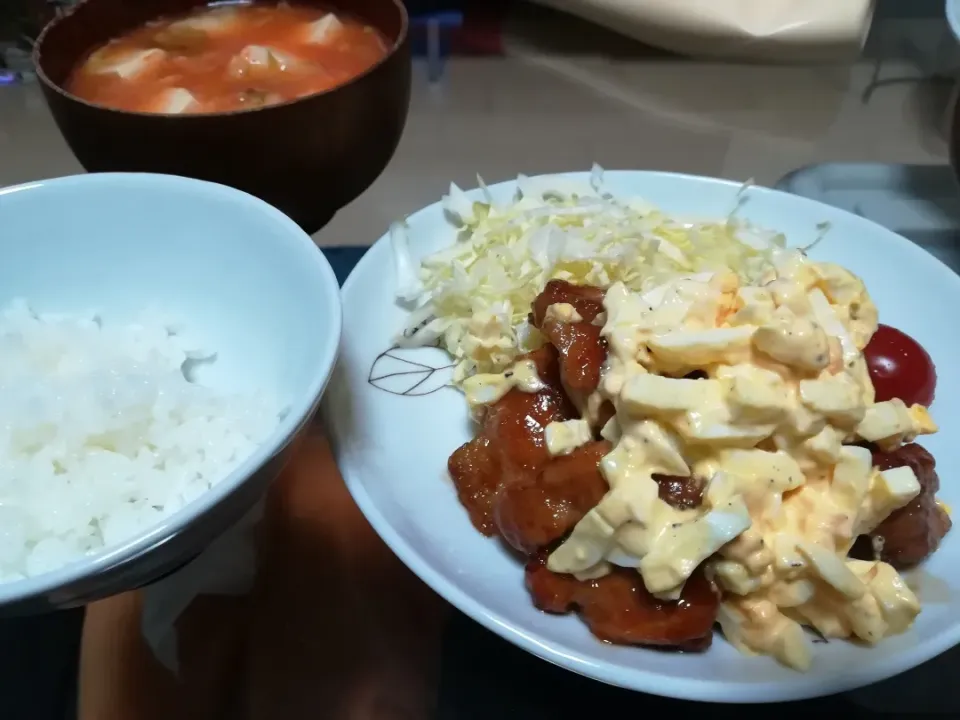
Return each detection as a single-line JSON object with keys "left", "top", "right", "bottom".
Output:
{"left": 540, "top": 319, "right": 606, "bottom": 409}
{"left": 495, "top": 441, "right": 611, "bottom": 555}
{"left": 531, "top": 279, "right": 606, "bottom": 327}
{"left": 453, "top": 279, "right": 720, "bottom": 651}
{"left": 851, "top": 443, "right": 951, "bottom": 569}
{"left": 446, "top": 434, "right": 501, "bottom": 536}
{"left": 448, "top": 345, "right": 575, "bottom": 535}
{"left": 525, "top": 552, "right": 719, "bottom": 651}
{"left": 530, "top": 280, "right": 611, "bottom": 421}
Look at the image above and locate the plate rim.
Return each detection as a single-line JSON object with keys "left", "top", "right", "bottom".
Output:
{"left": 327, "top": 169, "right": 960, "bottom": 703}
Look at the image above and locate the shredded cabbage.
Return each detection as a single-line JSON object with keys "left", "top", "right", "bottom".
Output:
{"left": 392, "top": 165, "right": 785, "bottom": 382}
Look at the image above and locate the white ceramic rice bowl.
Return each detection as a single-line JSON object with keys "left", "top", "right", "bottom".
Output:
{"left": 0, "top": 172, "right": 341, "bottom": 613}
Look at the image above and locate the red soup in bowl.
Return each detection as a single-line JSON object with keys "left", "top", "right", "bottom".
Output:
{"left": 66, "top": 2, "right": 390, "bottom": 114}
{"left": 33, "top": 0, "right": 411, "bottom": 233}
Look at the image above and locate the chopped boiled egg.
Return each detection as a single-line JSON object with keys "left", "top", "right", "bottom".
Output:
{"left": 813, "top": 263, "right": 879, "bottom": 349}
{"left": 678, "top": 409, "right": 776, "bottom": 446}
{"left": 792, "top": 558, "right": 918, "bottom": 647}
{"left": 717, "top": 599, "right": 812, "bottom": 671}
{"left": 830, "top": 445, "right": 873, "bottom": 515}
{"left": 798, "top": 424, "right": 844, "bottom": 467}
{"left": 647, "top": 326, "right": 757, "bottom": 370}
{"left": 547, "top": 495, "right": 623, "bottom": 574}
{"left": 798, "top": 372, "right": 866, "bottom": 428}
{"left": 910, "top": 404, "right": 938, "bottom": 434}
{"left": 550, "top": 450, "right": 697, "bottom": 579}
{"left": 601, "top": 419, "right": 690, "bottom": 478}
{"left": 807, "top": 288, "right": 859, "bottom": 363}
{"left": 713, "top": 558, "right": 765, "bottom": 595}
{"left": 856, "top": 398, "right": 937, "bottom": 449}
{"left": 462, "top": 358, "right": 545, "bottom": 410}
{"left": 753, "top": 309, "right": 830, "bottom": 372}
{"left": 724, "top": 366, "right": 792, "bottom": 423}
{"left": 848, "top": 560, "right": 920, "bottom": 635}
{"left": 795, "top": 541, "right": 865, "bottom": 599}
{"left": 855, "top": 466, "right": 921, "bottom": 535}
{"left": 640, "top": 495, "right": 752, "bottom": 596}
{"left": 704, "top": 449, "right": 806, "bottom": 501}
{"left": 600, "top": 415, "right": 621, "bottom": 443}
{"left": 545, "top": 419, "right": 593, "bottom": 456}
{"left": 729, "top": 286, "right": 776, "bottom": 326}
{"left": 767, "top": 578, "right": 817, "bottom": 607}
{"left": 780, "top": 402, "right": 828, "bottom": 439}
{"left": 620, "top": 375, "right": 721, "bottom": 415}
{"left": 768, "top": 249, "right": 820, "bottom": 291}
{"left": 767, "top": 277, "right": 813, "bottom": 317}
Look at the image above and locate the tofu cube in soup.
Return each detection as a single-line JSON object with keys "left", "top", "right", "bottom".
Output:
{"left": 87, "top": 48, "right": 166, "bottom": 80}
{"left": 151, "top": 87, "right": 199, "bottom": 114}
{"left": 305, "top": 13, "right": 344, "bottom": 44}
{"left": 228, "top": 45, "right": 301, "bottom": 79}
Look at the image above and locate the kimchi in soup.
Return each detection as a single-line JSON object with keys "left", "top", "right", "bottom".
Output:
{"left": 65, "top": 2, "right": 389, "bottom": 114}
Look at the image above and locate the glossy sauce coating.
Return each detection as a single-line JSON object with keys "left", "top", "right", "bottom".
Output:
{"left": 525, "top": 552, "right": 719, "bottom": 650}
{"left": 495, "top": 441, "right": 611, "bottom": 555}
{"left": 448, "top": 345, "right": 575, "bottom": 535}
{"left": 541, "top": 319, "right": 606, "bottom": 404}
{"left": 533, "top": 280, "right": 614, "bottom": 424}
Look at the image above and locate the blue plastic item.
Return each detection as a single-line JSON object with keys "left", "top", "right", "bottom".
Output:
{"left": 409, "top": 10, "right": 463, "bottom": 82}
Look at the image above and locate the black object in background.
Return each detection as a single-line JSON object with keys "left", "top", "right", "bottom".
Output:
{"left": 0, "top": 609, "right": 84, "bottom": 720}
{"left": 403, "top": 0, "right": 464, "bottom": 14}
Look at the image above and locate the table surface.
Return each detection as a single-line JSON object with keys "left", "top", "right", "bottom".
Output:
{"left": 2, "top": 3, "right": 959, "bottom": 717}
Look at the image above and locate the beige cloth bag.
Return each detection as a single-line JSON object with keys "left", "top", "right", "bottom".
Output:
{"left": 531, "top": 0, "right": 876, "bottom": 62}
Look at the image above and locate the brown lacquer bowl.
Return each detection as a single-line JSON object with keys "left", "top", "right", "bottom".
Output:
{"left": 32, "top": 0, "right": 410, "bottom": 233}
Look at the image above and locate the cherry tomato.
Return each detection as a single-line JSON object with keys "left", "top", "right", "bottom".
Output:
{"left": 863, "top": 324, "right": 936, "bottom": 407}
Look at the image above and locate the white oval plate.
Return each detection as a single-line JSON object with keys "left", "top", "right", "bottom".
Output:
{"left": 323, "top": 171, "right": 960, "bottom": 703}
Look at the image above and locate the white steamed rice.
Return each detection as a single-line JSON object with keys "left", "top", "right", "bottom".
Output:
{"left": 0, "top": 300, "right": 281, "bottom": 583}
